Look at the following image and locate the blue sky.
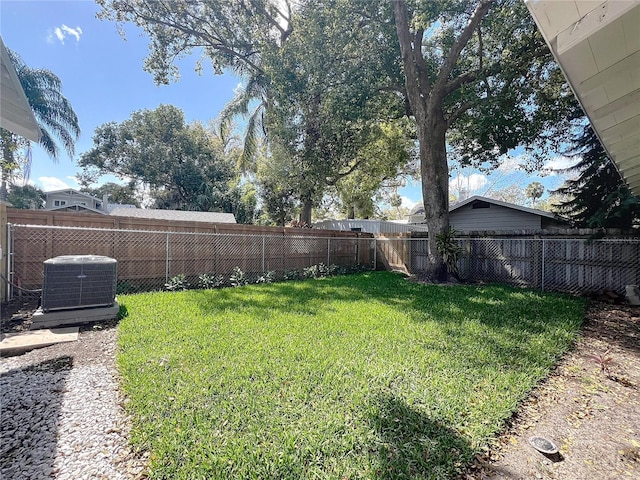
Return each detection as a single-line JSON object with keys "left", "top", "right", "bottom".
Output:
{"left": 1, "top": 0, "right": 573, "bottom": 210}
{"left": 1, "top": 1, "right": 241, "bottom": 190}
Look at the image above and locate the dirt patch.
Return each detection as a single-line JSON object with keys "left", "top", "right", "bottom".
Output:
{"left": 463, "top": 301, "right": 640, "bottom": 480}
{"left": 1, "top": 296, "right": 40, "bottom": 333}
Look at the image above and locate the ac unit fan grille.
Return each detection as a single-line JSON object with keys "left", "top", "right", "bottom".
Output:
{"left": 42, "top": 255, "right": 117, "bottom": 311}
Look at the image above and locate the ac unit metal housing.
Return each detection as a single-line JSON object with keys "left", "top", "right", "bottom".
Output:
{"left": 42, "top": 255, "right": 117, "bottom": 311}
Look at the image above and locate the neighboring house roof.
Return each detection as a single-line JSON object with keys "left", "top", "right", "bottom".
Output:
{"left": 526, "top": 1, "right": 640, "bottom": 196}
{"left": 47, "top": 204, "right": 105, "bottom": 215}
{"left": 109, "top": 207, "right": 236, "bottom": 224}
{"left": 105, "top": 203, "right": 136, "bottom": 213}
{"left": 45, "top": 189, "right": 101, "bottom": 201}
{"left": 0, "top": 36, "right": 40, "bottom": 142}
{"left": 314, "top": 219, "right": 429, "bottom": 234}
{"left": 450, "top": 196, "right": 559, "bottom": 219}
{"left": 409, "top": 196, "right": 561, "bottom": 220}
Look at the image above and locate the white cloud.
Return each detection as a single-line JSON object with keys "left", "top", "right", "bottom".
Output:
{"left": 497, "top": 154, "right": 527, "bottom": 173}
{"left": 542, "top": 156, "right": 579, "bottom": 175}
{"left": 54, "top": 28, "right": 65, "bottom": 43}
{"left": 38, "top": 176, "right": 70, "bottom": 191}
{"left": 48, "top": 24, "right": 83, "bottom": 45}
{"left": 449, "top": 173, "right": 489, "bottom": 193}
{"left": 61, "top": 25, "right": 82, "bottom": 42}
{"left": 400, "top": 196, "right": 419, "bottom": 210}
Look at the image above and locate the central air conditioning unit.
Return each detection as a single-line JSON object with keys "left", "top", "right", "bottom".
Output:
{"left": 41, "top": 255, "right": 118, "bottom": 312}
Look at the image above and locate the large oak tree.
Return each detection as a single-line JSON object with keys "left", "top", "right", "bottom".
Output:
{"left": 391, "top": 0, "right": 581, "bottom": 278}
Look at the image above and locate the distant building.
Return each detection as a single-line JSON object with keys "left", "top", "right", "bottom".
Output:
{"left": 44, "top": 189, "right": 105, "bottom": 214}
{"left": 43, "top": 188, "right": 236, "bottom": 223}
{"left": 408, "top": 196, "right": 570, "bottom": 231}
{"left": 108, "top": 207, "right": 236, "bottom": 224}
{"left": 313, "top": 219, "right": 429, "bottom": 234}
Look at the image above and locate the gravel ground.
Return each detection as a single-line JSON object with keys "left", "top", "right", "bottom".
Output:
{"left": 0, "top": 323, "right": 148, "bottom": 480}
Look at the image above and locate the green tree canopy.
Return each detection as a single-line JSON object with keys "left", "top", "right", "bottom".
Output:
{"left": 78, "top": 104, "right": 255, "bottom": 220}
{"left": 554, "top": 126, "right": 640, "bottom": 230}
{"left": 1, "top": 48, "right": 80, "bottom": 199}
{"left": 6, "top": 184, "right": 45, "bottom": 209}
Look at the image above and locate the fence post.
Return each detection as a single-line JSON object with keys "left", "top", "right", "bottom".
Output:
{"left": 373, "top": 238, "right": 377, "bottom": 270}
{"left": 4, "top": 222, "right": 11, "bottom": 302}
{"left": 327, "top": 238, "right": 331, "bottom": 266}
{"left": 262, "top": 236, "right": 266, "bottom": 273}
{"left": 541, "top": 239, "right": 546, "bottom": 292}
{"left": 165, "top": 232, "right": 170, "bottom": 283}
{"left": 532, "top": 236, "right": 542, "bottom": 290}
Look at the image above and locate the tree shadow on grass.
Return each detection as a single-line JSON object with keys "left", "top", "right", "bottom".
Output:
{"left": 367, "top": 392, "right": 472, "bottom": 480}
{"left": 0, "top": 356, "right": 73, "bottom": 479}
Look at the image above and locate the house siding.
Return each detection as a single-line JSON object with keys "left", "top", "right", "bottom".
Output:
{"left": 450, "top": 203, "right": 541, "bottom": 231}
{"left": 45, "top": 191, "right": 102, "bottom": 211}
{"left": 314, "top": 220, "right": 428, "bottom": 234}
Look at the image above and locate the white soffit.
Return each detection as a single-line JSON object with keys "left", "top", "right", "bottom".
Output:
{"left": 526, "top": 0, "right": 640, "bottom": 196}
{"left": 0, "top": 36, "right": 40, "bottom": 142}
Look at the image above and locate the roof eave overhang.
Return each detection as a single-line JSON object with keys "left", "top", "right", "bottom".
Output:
{"left": 525, "top": 0, "right": 640, "bottom": 196}
{"left": 0, "top": 36, "right": 40, "bottom": 142}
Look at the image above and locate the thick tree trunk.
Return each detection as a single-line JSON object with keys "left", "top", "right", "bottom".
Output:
{"left": 392, "top": 0, "right": 488, "bottom": 281}
{"left": 299, "top": 197, "right": 313, "bottom": 225}
{"left": 347, "top": 205, "right": 355, "bottom": 219}
{"left": 417, "top": 110, "right": 450, "bottom": 281}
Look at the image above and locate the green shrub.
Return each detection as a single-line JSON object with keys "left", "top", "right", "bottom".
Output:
{"left": 436, "top": 227, "right": 462, "bottom": 277}
{"left": 165, "top": 274, "right": 189, "bottom": 291}
{"left": 230, "top": 266, "right": 248, "bottom": 287}
{"left": 284, "top": 270, "right": 302, "bottom": 281}
{"left": 197, "top": 273, "right": 225, "bottom": 289}
{"left": 256, "top": 271, "right": 276, "bottom": 284}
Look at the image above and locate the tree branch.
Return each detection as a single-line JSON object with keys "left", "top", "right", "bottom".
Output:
{"left": 131, "top": 1, "right": 266, "bottom": 76}
{"left": 413, "top": 27, "right": 432, "bottom": 95}
{"left": 326, "top": 159, "right": 363, "bottom": 185}
{"left": 432, "top": 0, "right": 493, "bottom": 104}
{"left": 446, "top": 101, "right": 475, "bottom": 125}
{"left": 393, "top": 0, "right": 426, "bottom": 118}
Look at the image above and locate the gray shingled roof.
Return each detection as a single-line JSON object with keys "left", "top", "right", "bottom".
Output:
{"left": 108, "top": 207, "right": 236, "bottom": 224}
{"left": 409, "top": 196, "right": 560, "bottom": 219}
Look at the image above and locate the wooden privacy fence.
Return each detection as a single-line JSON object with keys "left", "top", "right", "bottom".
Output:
{"left": 376, "top": 235, "right": 640, "bottom": 294}
{"left": 5, "top": 210, "right": 639, "bottom": 298}
{"left": 458, "top": 237, "right": 640, "bottom": 294}
{"left": 7, "top": 223, "right": 374, "bottom": 295}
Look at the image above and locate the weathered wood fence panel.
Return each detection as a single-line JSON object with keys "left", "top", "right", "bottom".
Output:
{"left": 403, "top": 234, "right": 640, "bottom": 294}
{"left": 6, "top": 207, "right": 638, "bottom": 297}
{"left": 7, "top": 220, "right": 373, "bottom": 293}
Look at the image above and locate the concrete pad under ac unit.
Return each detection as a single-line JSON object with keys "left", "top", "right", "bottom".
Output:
{"left": 30, "top": 302, "right": 120, "bottom": 330}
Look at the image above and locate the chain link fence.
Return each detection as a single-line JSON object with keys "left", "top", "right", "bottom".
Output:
{"left": 7, "top": 224, "right": 639, "bottom": 300}
{"left": 375, "top": 236, "right": 640, "bottom": 294}
{"left": 457, "top": 237, "right": 640, "bottom": 294}
{"left": 7, "top": 224, "right": 375, "bottom": 299}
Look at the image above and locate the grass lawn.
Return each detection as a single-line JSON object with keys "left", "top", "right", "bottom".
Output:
{"left": 117, "top": 271, "right": 585, "bottom": 479}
